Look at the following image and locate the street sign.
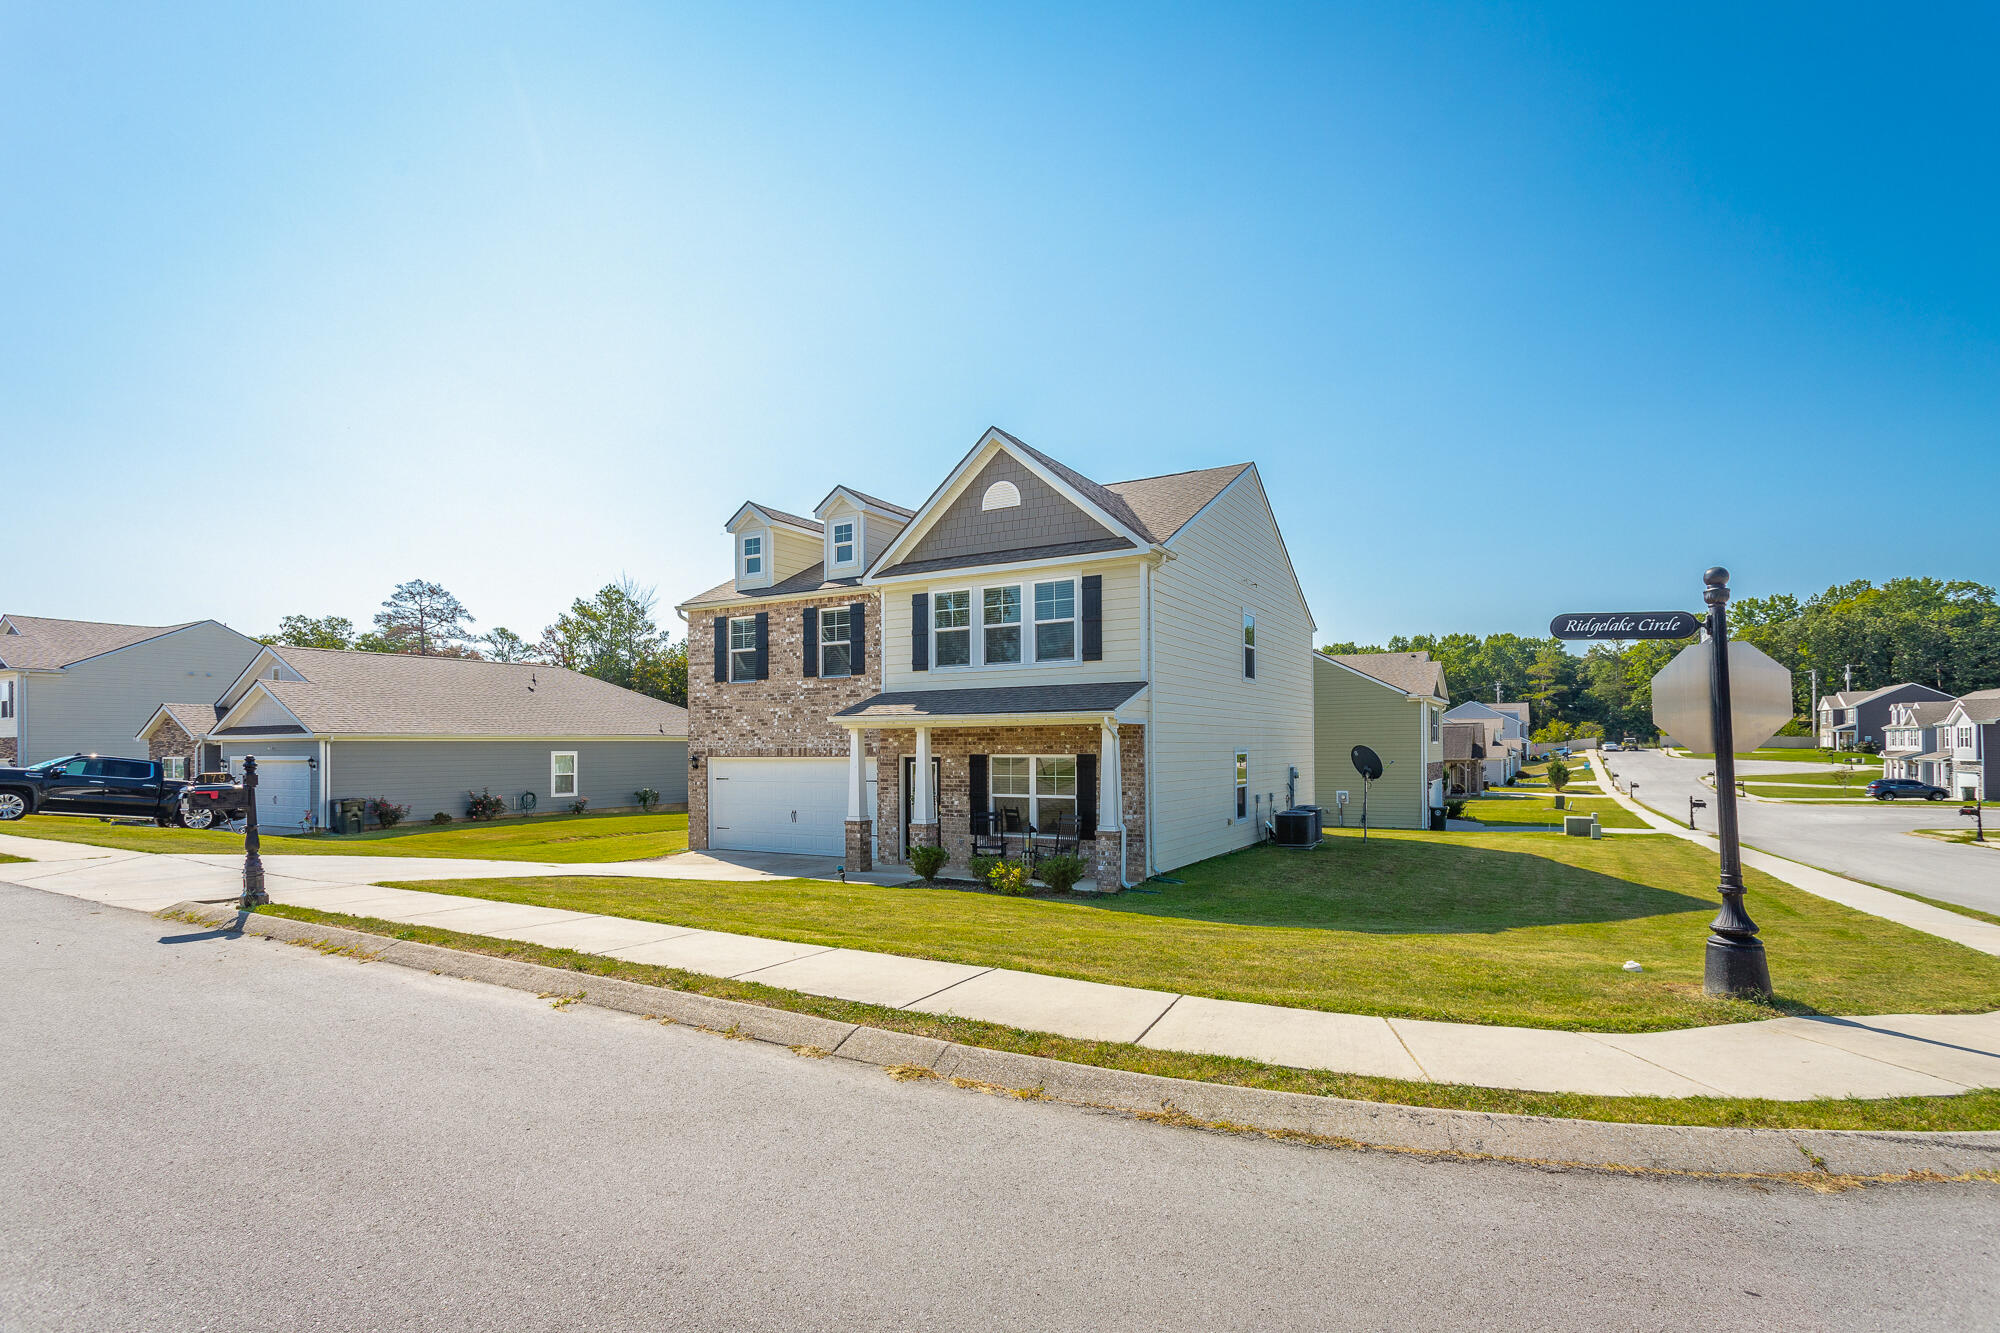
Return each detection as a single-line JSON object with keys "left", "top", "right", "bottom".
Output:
{"left": 1650, "top": 639, "right": 1794, "bottom": 754}
{"left": 1548, "top": 611, "right": 1700, "bottom": 640}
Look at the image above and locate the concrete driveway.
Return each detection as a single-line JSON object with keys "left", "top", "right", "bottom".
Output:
{"left": 1602, "top": 749, "right": 2000, "bottom": 916}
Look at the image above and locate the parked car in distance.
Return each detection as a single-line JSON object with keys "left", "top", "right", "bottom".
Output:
{"left": 1864, "top": 777, "right": 1949, "bottom": 802}
{"left": 1601, "top": 742, "right": 1622, "bottom": 752}
{"left": 0, "top": 754, "right": 191, "bottom": 825}
{"left": 178, "top": 773, "right": 250, "bottom": 829}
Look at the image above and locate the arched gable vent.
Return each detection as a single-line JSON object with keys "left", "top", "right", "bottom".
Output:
{"left": 981, "top": 480, "right": 1021, "bottom": 511}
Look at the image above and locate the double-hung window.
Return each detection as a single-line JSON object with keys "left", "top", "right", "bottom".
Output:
{"left": 728, "top": 616, "right": 758, "bottom": 682}
{"left": 990, "top": 754, "right": 1078, "bottom": 834}
{"left": 1429, "top": 708, "right": 1440, "bottom": 742}
{"left": 161, "top": 756, "right": 186, "bottom": 781}
{"left": 983, "top": 586, "right": 1022, "bottom": 664}
{"left": 820, "top": 607, "right": 853, "bottom": 678}
{"left": 742, "top": 535, "right": 762, "bottom": 576}
{"left": 833, "top": 521, "right": 855, "bottom": 566}
{"left": 1234, "top": 750, "right": 1249, "bottom": 819}
{"left": 1242, "top": 612, "right": 1256, "bottom": 679}
{"left": 933, "top": 591, "right": 972, "bottom": 667}
{"left": 0, "top": 680, "right": 12, "bottom": 718}
{"left": 1034, "top": 579, "right": 1075, "bottom": 661}
{"left": 551, "top": 751, "right": 578, "bottom": 798}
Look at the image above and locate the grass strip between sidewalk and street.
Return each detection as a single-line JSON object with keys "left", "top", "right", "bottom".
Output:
{"left": 0, "top": 853, "right": 27, "bottom": 864}
{"left": 252, "top": 902, "right": 2000, "bottom": 1132}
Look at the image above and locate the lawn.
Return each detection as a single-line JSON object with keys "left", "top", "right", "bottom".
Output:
{"left": 1682, "top": 748, "right": 1880, "bottom": 764}
{"left": 1740, "top": 770, "right": 1884, "bottom": 790}
{"left": 1453, "top": 792, "right": 1646, "bottom": 829}
{"left": 0, "top": 810, "right": 689, "bottom": 862}
{"left": 379, "top": 829, "right": 2000, "bottom": 1033}
{"left": 0, "top": 852, "right": 26, "bottom": 864}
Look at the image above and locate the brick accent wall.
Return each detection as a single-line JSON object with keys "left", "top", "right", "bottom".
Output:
{"left": 0, "top": 738, "right": 13, "bottom": 766}
{"left": 684, "top": 591, "right": 882, "bottom": 850}
{"left": 873, "top": 723, "right": 1147, "bottom": 885}
{"left": 145, "top": 716, "right": 199, "bottom": 776}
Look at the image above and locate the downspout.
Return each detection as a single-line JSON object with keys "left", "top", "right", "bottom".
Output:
{"left": 318, "top": 737, "right": 332, "bottom": 829}
{"left": 1141, "top": 557, "right": 1156, "bottom": 878}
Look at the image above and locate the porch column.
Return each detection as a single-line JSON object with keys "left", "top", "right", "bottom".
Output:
{"left": 844, "top": 728, "right": 873, "bottom": 872}
{"left": 913, "top": 726, "right": 933, "bottom": 825}
{"left": 1098, "top": 719, "right": 1122, "bottom": 831}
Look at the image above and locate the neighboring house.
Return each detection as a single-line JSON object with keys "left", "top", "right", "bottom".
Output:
{"left": 1443, "top": 700, "right": 1525, "bottom": 783}
{"left": 1489, "top": 700, "right": 1531, "bottom": 746}
{"left": 150, "top": 645, "right": 688, "bottom": 832}
{"left": 134, "top": 702, "right": 227, "bottom": 781}
{"left": 1880, "top": 700, "right": 1957, "bottom": 788}
{"left": 675, "top": 427, "right": 1315, "bottom": 887}
{"left": 1938, "top": 689, "right": 2000, "bottom": 802}
{"left": 1441, "top": 721, "right": 1487, "bottom": 796}
{"left": 1816, "top": 683, "right": 1951, "bottom": 750}
{"left": 1312, "top": 651, "right": 1449, "bottom": 829}
{"left": 0, "top": 614, "right": 261, "bottom": 767}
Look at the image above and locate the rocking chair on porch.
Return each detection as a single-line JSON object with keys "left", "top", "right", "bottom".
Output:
{"left": 969, "top": 809, "right": 1008, "bottom": 859}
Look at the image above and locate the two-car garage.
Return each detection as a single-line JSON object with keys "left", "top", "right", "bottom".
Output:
{"left": 707, "top": 758, "right": 851, "bottom": 856}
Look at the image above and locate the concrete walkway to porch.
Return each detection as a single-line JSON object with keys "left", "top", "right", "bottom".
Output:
{"left": 8, "top": 825, "right": 2000, "bottom": 1101}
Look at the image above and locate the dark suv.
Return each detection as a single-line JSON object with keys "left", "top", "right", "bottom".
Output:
{"left": 1864, "top": 777, "right": 1949, "bottom": 802}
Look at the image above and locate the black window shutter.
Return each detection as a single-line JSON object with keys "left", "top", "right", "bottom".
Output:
{"left": 1077, "top": 753, "right": 1098, "bottom": 841}
{"left": 969, "top": 754, "right": 988, "bottom": 826}
{"left": 849, "top": 601, "right": 867, "bottom": 673}
{"left": 802, "top": 607, "right": 819, "bottom": 678}
{"left": 712, "top": 616, "right": 727, "bottom": 683}
{"left": 911, "top": 592, "right": 929, "bottom": 671}
{"left": 754, "top": 612, "right": 769, "bottom": 680}
{"left": 1081, "top": 574, "right": 1103, "bottom": 661}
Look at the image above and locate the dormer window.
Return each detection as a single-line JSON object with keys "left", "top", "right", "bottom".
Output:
{"left": 833, "top": 521, "right": 855, "bottom": 566}
{"left": 742, "top": 535, "right": 763, "bottom": 576}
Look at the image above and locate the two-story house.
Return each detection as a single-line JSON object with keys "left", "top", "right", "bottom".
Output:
{"left": 1312, "top": 650, "right": 1449, "bottom": 828}
{"left": 1880, "top": 699, "right": 1956, "bottom": 788}
{"left": 1938, "top": 689, "right": 2000, "bottom": 802}
{"left": 675, "top": 428, "right": 1315, "bottom": 888}
{"left": 1816, "top": 683, "right": 1951, "bottom": 751}
{"left": 1442, "top": 700, "right": 1525, "bottom": 783}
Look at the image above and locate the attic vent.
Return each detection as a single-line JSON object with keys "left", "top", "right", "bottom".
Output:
{"left": 981, "top": 480, "right": 1021, "bottom": 512}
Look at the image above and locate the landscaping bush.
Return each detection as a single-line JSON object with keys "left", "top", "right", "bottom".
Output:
{"left": 1033, "top": 853, "right": 1089, "bottom": 894}
{"left": 985, "top": 859, "right": 1032, "bottom": 895}
{"left": 368, "top": 797, "right": 410, "bottom": 829}
{"left": 1445, "top": 798, "right": 1468, "bottom": 819}
{"left": 634, "top": 787, "right": 661, "bottom": 812}
{"left": 569, "top": 798, "right": 590, "bottom": 815}
{"left": 909, "top": 843, "right": 949, "bottom": 882}
{"left": 1545, "top": 757, "right": 1571, "bottom": 793}
{"left": 967, "top": 855, "right": 1001, "bottom": 883}
{"left": 429, "top": 811, "right": 453, "bottom": 826}
{"left": 466, "top": 788, "right": 508, "bottom": 822}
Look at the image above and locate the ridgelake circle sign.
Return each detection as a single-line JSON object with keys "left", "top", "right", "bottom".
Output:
{"left": 1547, "top": 611, "right": 1700, "bottom": 641}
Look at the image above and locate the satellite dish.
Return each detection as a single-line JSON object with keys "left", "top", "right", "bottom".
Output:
{"left": 1350, "top": 745, "right": 1384, "bottom": 781}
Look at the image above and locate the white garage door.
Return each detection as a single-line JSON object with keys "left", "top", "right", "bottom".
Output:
{"left": 709, "top": 758, "right": 847, "bottom": 855}
{"left": 242, "top": 758, "right": 314, "bottom": 832}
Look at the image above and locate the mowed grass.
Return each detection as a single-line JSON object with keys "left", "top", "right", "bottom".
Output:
{"left": 0, "top": 852, "right": 26, "bottom": 864}
{"left": 0, "top": 810, "right": 689, "bottom": 862}
{"left": 1454, "top": 792, "right": 1646, "bottom": 829}
{"left": 1740, "top": 770, "right": 1888, "bottom": 789}
{"left": 381, "top": 829, "right": 2000, "bottom": 1033}
{"left": 1683, "top": 748, "right": 1881, "bottom": 765}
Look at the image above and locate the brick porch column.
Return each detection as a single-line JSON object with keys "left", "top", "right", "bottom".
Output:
{"left": 844, "top": 729, "right": 872, "bottom": 870}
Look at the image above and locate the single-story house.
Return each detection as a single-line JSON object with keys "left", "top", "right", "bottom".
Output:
{"left": 152, "top": 645, "right": 688, "bottom": 831}
{"left": 1312, "top": 650, "right": 1449, "bottom": 828}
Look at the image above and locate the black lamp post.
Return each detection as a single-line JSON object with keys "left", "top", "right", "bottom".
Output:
{"left": 1702, "top": 567, "right": 1771, "bottom": 997}
{"left": 239, "top": 756, "right": 268, "bottom": 909}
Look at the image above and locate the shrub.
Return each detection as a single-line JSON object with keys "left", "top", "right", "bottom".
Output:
{"left": 967, "top": 855, "right": 1001, "bottom": 883}
{"left": 569, "top": 798, "right": 590, "bottom": 815}
{"left": 1445, "top": 798, "right": 1468, "bottom": 819}
{"left": 909, "top": 843, "right": 949, "bottom": 882}
{"left": 986, "top": 859, "right": 1032, "bottom": 895}
{"left": 429, "top": 811, "right": 453, "bottom": 825}
{"left": 1546, "top": 757, "right": 1571, "bottom": 793}
{"left": 368, "top": 797, "right": 410, "bottom": 829}
{"left": 466, "top": 788, "right": 508, "bottom": 822}
{"left": 1033, "top": 853, "right": 1088, "bottom": 894}
{"left": 635, "top": 787, "right": 661, "bottom": 812}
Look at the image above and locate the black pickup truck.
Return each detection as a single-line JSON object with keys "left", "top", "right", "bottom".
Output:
{"left": 0, "top": 754, "right": 232, "bottom": 827}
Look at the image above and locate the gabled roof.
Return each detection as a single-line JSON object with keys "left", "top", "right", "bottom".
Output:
{"left": 1318, "top": 650, "right": 1449, "bottom": 699}
{"left": 1442, "top": 721, "right": 1486, "bottom": 760}
{"left": 209, "top": 647, "right": 688, "bottom": 739}
{"left": 137, "top": 701, "right": 224, "bottom": 741}
{"left": 0, "top": 615, "right": 201, "bottom": 669}
{"left": 1891, "top": 700, "right": 1956, "bottom": 727}
{"left": 728, "top": 502, "right": 824, "bottom": 535}
{"left": 816, "top": 485, "right": 915, "bottom": 519}
{"left": 1953, "top": 688, "right": 2000, "bottom": 724}
{"left": 1822, "top": 683, "right": 1950, "bottom": 710}
{"left": 679, "top": 564, "right": 863, "bottom": 611}
{"left": 996, "top": 431, "right": 1248, "bottom": 545}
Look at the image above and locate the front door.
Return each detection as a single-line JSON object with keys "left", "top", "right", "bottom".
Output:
{"left": 900, "top": 755, "right": 941, "bottom": 857}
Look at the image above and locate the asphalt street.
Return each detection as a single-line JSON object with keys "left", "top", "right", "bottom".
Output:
{"left": 1603, "top": 748, "right": 2000, "bottom": 916}
{"left": 5, "top": 883, "right": 1998, "bottom": 1330}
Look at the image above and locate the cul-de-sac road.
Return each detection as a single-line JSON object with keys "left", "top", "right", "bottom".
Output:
{"left": 4, "top": 883, "right": 1996, "bottom": 1331}
{"left": 1602, "top": 748, "right": 2000, "bottom": 917}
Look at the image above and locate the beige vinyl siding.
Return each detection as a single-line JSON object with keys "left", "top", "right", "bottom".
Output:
{"left": 1312, "top": 656, "right": 1431, "bottom": 830}
{"left": 881, "top": 558, "right": 1145, "bottom": 691}
{"left": 863, "top": 513, "right": 907, "bottom": 568}
{"left": 769, "top": 525, "right": 821, "bottom": 583}
{"left": 19, "top": 622, "right": 259, "bottom": 764}
{"left": 1148, "top": 470, "right": 1314, "bottom": 872}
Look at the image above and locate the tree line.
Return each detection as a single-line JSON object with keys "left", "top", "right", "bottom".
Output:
{"left": 1323, "top": 577, "right": 2000, "bottom": 742}
{"left": 262, "top": 577, "right": 690, "bottom": 707}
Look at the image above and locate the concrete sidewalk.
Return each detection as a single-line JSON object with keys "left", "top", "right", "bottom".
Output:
{"left": 9, "top": 824, "right": 2000, "bottom": 1101}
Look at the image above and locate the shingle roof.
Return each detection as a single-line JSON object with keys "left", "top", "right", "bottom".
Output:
{"left": 874, "top": 537, "right": 1137, "bottom": 580}
{"left": 1322, "top": 651, "right": 1448, "bottom": 699}
{"left": 679, "top": 564, "right": 864, "bottom": 610}
{"left": 1896, "top": 701, "right": 1956, "bottom": 727}
{"left": 1442, "top": 721, "right": 1486, "bottom": 760}
{"left": 833, "top": 681, "right": 1147, "bottom": 722}
{"left": 219, "top": 647, "right": 688, "bottom": 738}
{"left": 1957, "top": 689, "right": 2000, "bottom": 724}
{"left": 994, "top": 430, "right": 1249, "bottom": 544}
{"left": 0, "top": 615, "right": 200, "bottom": 669}
{"left": 143, "top": 702, "right": 224, "bottom": 739}
{"left": 818, "top": 486, "right": 915, "bottom": 518}
{"left": 750, "top": 504, "right": 824, "bottom": 533}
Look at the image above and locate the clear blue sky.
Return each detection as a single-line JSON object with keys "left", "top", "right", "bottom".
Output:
{"left": 7, "top": 2, "right": 1995, "bottom": 647}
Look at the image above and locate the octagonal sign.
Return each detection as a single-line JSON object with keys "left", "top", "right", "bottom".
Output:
{"left": 1650, "top": 640, "right": 1794, "bottom": 755}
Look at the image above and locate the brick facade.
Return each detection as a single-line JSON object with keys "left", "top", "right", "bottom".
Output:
{"left": 145, "top": 716, "right": 200, "bottom": 777}
{"left": 871, "top": 723, "right": 1147, "bottom": 886}
{"left": 684, "top": 591, "right": 882, "bottom": 850}
{"left": 0, "top": 737, "right": 13, "bottom": 767}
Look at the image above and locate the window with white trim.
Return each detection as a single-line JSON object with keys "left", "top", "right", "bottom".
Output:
{"left": 1429, "top": 708, "right": 1439, "bottom": 742}
{"left": 832, "top": 521, "right": 855, "bottom": 566}
{"left": 990, "top": 754, "right": 1078, "bottom": 834}
{"left": 983, "top": 585, "right": 1022, "bottom": 664}
{"left": 1034, "top": 579, "right": 1075, "bottom": 662}
{"left": 0, "top": 679, "right": 11, "bottom": 719}
{"left": 1234, "top": 750, "right": 1249, "bottom": 819}
{"left": 161, "top": 756, "right": 186, "bottom": 781}
{"left": 1242, "top": 612, "right": 1256, "bottom": 679}
{"left": 728, "top": 616, "right": 758, "bottom": 682}
{"left": 741, "top": 535, "right": 763, "bottom": 576}
{"left": 820, "top": 606, "right": 853, "bottom": 678}
{"left": 551, "top": 751, "right": 578, "bottom": 798}
{"left": 933, "top": 590, "right": 972, "bottom": 667}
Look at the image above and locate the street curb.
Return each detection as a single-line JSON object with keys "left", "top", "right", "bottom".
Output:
{"left": 160, "top": 901, "right": 2000, "bottom": 1182}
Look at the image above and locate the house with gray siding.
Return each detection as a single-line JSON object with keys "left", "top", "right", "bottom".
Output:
{"left": 185, "top": 645, "right": 687, "bottom": 831}
{"left": 0, "top": 614, "right": 261, "bottom": 767}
